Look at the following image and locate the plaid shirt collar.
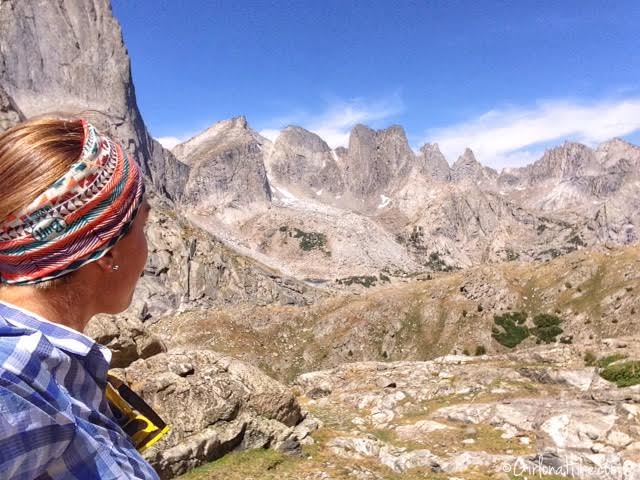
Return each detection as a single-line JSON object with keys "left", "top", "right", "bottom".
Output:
{"left": 0, "top": 300, "right": 111, "bottom": 385}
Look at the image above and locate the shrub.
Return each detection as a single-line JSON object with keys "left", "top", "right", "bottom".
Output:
{"left": 475, "top": 345, "right": 487, "bottom": 356}
{"left": 505, "top": 249, "right": 519, "bottom": 261}
{"left": 336, "top": 275, "right": 377, "bottom": 288}
{"left": 599, "top": 361, "right": 640, "bottom": 388}
{"left": 425, "top": 251, "right": 453, "bottom": 271}
{"left": 567, "top": 234, "right": 587, "bottom": 247}
{"left": 530, "top": 313, "right": 563, "bottom": 344}
{"left": 492, "top": 312, "right": 530, "bottom": 348}
{"left": 293, "top": 228, "right": 327, "bottom": 251}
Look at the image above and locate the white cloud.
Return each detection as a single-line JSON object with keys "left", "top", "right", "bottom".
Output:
{"left": 425, "top": 97, "right": 640, "bottom": 169}
{"left": 259, "top": 93, "right": 404, "bottom": 148}
{"left": 156, "top": 136, "right": 184, "bottom": 149}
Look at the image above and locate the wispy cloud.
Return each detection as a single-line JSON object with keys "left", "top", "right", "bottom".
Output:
{"left": 259, "top": 92, "right": 404, "bottom": 148}
{"left": 425, "top": 97, "right": 640, "bottom": 169}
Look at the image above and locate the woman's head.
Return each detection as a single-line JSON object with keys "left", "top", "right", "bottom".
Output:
{"left": 0, "top": 115, "right": 149, "bottom": 317}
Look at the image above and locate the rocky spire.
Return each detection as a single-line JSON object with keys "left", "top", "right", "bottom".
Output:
{"left": 451, "top": 148, "right": 497, "bottom": 183}
{"left": 344, "top": 124, "right": 416, "bottom": 198}
{"left": 417, "top": 143, "right": 451, "bottom": 181}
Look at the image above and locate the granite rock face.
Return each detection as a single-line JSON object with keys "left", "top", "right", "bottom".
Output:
{"left": 343, "top": 124, "right": 416, "bottom": 199}
{"left": 0, "top": 85, "right": 24, "bottom": 133}
{"left": 293, "top": 347, "right": 640, "bottom": 479}
{"left": 265, "top": 126, "right": 345, "bottom": 196}
{"left": 117, "top": 350, "right": 312, "bottom": 479}
{"left": 0, "top": 0, "right": 189, "bottom": 201}
{"left": 172, "top": 116, "right": 271, "bottom": 215}
{"left": 84, "top": 314, "right": 166, "bottom": 369}
{"left": 526, "top": 142, "right": 602, "bottom": 184}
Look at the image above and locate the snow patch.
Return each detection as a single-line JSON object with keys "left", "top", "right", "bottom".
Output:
{"left": 378, "top": 194, "right": 391, "bottom": 209}
{"left": 331, "top": 150, "right": 339, "bottom": 162}
{"left": 274, "top": 186, "right": 298, "bottom": 206}
{"left": 316, "top": 189, "right": 323, "bottom": 196}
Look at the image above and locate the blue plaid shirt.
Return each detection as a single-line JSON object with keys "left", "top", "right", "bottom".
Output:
{"left": 0, "top": 301, "right": 159, "bottom": 479}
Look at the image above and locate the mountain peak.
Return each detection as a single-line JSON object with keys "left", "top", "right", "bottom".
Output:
{"left": 419, "top": 142, "right": 442, "bottom": 155}
{"left": 451, "top": 148, "right": 497, "bottom": 182}
{"left": 453, "top": 148, "right": 479, "bottom": 167}
{"left": 277, "top": 125, "right": 331, "bottom": 152}
{"left": 527, "top": 141, "right": 600, "bottom": 184}
{"left": 595, "top": 137, "right": 640, "bottom": 169}
{"left": 418, "top": 143, "right": 450, "bottom": 181}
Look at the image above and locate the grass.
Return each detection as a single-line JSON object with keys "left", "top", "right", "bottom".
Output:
{"left": 599, "top": 360, "right": 640, "bottom": 387}
{"left": 596, "top": 353, "right": 628, "bottom": 368}
{"left": 176, "top": 448, "right": 291, "bottom": 480}
{"left": 583, "top": 350, "right": 597, "bottom": 366}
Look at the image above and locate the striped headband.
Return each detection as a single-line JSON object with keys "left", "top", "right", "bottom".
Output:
{"left": 0, "top": 120, "right": 145, "bottom": 285}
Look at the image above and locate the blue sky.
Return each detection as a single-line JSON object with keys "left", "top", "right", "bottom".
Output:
{"left": 112, "top": 0, "right": 640, "bottom": 168}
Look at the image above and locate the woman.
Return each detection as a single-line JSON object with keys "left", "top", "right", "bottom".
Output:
{"left": 0, "top": 116, "right": 159, "bottom": 479}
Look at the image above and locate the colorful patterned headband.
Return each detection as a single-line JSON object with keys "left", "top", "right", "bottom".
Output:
{"left": 0, "top": 120, "right": 145, "bottom": 285}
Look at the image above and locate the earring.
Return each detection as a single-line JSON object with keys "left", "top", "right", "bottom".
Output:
{"left": 112, "top": 265, "right": 120, "bottom": 271}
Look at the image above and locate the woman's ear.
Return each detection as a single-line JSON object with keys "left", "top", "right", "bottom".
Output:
{"left": 95, "top": 248, "right": 118, "bottom": 272}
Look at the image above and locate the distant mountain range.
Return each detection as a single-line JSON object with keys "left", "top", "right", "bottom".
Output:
{"left": 168, "top": 116, "right": 640, "bottom": 282}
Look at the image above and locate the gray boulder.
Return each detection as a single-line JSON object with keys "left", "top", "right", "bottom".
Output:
{"left": 120, "top": 350, "right": 307, "bottom": 479}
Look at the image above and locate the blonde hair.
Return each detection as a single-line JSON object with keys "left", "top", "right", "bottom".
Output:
{"left": 0, "top": 116, "right": 85, "bottom": 289}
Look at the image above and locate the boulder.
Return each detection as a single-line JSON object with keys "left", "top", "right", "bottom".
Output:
{"left": 120, "top": 350, "right": 306, "bottom": 479}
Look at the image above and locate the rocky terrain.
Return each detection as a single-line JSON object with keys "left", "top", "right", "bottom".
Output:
{"left": 1, "top": 1, "right": 640, "bottom": 480}
{"left": 150, "top": 243, "right": 640, "bottom": 382}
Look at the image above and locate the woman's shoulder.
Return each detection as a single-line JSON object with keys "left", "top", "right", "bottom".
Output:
{"left": 0, "top": 318, "right": 73, "bottom": 408}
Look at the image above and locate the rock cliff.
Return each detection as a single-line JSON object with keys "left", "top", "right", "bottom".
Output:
{"left": 0, "top": 84, "right": 24, "bottom": 132}
{"left": 0, "top": 0, "right": 189, "bottom": 201}
{"left": 342, "top": 124, "right": 415, "bottom": 199}
{"left": 172, "top": 116, "right": 272, "bottom": 219}
{"left": 265, "top": 126, "right": 345, "bottom": 196}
